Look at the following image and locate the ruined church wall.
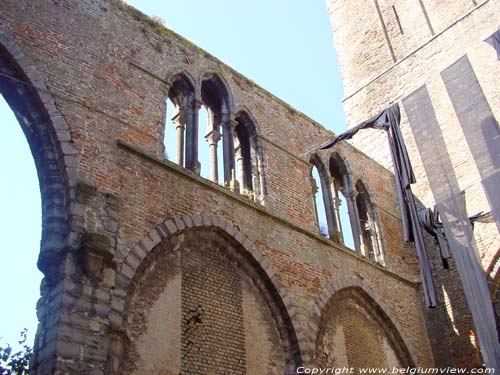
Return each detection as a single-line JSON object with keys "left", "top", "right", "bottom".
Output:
{"left": 0, "top": 0, "right": 436, "bottom": 373}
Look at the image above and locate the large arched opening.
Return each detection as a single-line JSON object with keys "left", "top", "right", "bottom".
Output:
{"left": 314, "top": 285, "right": 416, "bottom": 369}
{"left": 111, "top": 217, "right": 302, "bottom": 375}
{"left": 0, "top": 36, "right": 78, "bottom": 372}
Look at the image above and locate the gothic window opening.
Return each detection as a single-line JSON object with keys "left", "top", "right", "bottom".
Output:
{"left": 329, "top": 154, "right": 360, "bottom": 250}
{"left": 198, "top": 105, "right": 214, "bottom": 180}
{"left": 234, "top": 111, "right": 263, "bottom": 198}
{"left": 310, "top": 157, "right": 338, "bottom": 239}
{"left": 355, "top": 180, "right": 385, "bottom": 265}
{"left": 165, "top": 75, "right": 195, "bottom": 168}
{"left": 201, "top": 74, "right": 231, "bottom": 185}
{"left": 311, "top": 165, "right": 329, "bottom": 238}
{"left": 164, "top": 97, "right": 177, "bottom": 162}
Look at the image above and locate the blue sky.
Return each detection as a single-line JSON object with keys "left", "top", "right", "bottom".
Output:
{"left": 0, "top": 0, "right": 347, "bottom": 349}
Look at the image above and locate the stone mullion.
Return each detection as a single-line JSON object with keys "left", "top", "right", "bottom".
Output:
{"left": 205, "top": 128, "right": 221, "bottom": 183}
{"left": 185, "top": 96, "right": 201, "bottom": 173}
{"left": 234, "top": 141, "right": 244, "bottom": 193}
{"left": 172, "top": 111, "right": 185, "bottom": 166}
{"left": 331, "top": 178, "right": 344, "bottom": 244}
{"left": 223, "top": 118, "right": 238, "bottom": 190}
{"left": 248, "top": 135, "right": 259, "bottom": 196}
{"left": 344, "top": 187, "right": 363, "bottom": 253}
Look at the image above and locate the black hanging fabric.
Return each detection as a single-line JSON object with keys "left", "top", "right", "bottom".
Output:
{"left": 485, "top": 29, "right": 500, "bottom": 60}
{"left": 418, "top": 207, "right": 450, "bottom": 268}
{"left": 319, "top": 104, "right": 438, "bottom": 307}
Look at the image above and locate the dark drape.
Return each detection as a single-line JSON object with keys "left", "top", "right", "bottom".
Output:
{"left": 319, "top": 104, "right": 438, "bottom": 307}
{"left": 486, "top": 29, "right": 500, "bottom": 60}
{"left": 418, "top": 207, "right": 450, "bottom": 268}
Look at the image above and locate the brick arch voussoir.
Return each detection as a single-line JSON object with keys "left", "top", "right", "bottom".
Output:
{"left": 113, "top": 212, "right": 303, "bottom": 372}
{"left": 164, "top": 67, "right": 197, "bottom": 93}
{"left": 0, "top": 31, "right": 80, "bottom": 277}
{"left": 120, "top": 213, "right": 280, "bottom": 287}
{"left": 198, "top": 70, "right": 235, "bottom": 117}
{"left": 302, "top": 276, "right": 420, "bottom": 367}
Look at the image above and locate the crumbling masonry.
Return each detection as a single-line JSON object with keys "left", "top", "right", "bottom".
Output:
{"left": 0, "top": 0, "right": 497, "bottom": 374}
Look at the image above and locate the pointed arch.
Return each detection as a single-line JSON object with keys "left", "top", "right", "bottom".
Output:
{"left": 355, "top": 179, "right": 385, "bottom": 264}
{"left": 309, "top": 154, "right": 338, "bottom": 240}
{"left": 329, "top": 152, "right": 362, "bottom": 250}
{"left": 165, "top": 68, "right": 197, "bottom": 93}
{"left": 0, "top": 31, "right": 80, "bottom": 374}
{"left": 0, "top": 32, "right": 79, "bottom": 278}
{"left": 199, "top": 71, "right": 234, "bottom": 116}
{"left": 234, "top": 109, "right": 266, "bottom": 199}
{"left": 233, "top": 105, "right": 262, "bottom": 134}
{"left": 164, "top": 71, "right": 196, "bottom": 167}
{"left": 305, "top": 277, "right": 419, "bottom": 368}
{"left": 110, "top": 213, "right": 303, "bottom": 374}
{"left": 200, "top": 72, "right": 235, "bottom": 185}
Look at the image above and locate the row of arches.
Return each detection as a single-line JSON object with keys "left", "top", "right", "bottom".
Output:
{"left": 112, "top": 214, "right": 417, "bottom": 374}
{"left": 163, "top": 71, "right": 265, "bottom": 200}
{"left": 310, "top": 153, "right": 385, "bottom": 264}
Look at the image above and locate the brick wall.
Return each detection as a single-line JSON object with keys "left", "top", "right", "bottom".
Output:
{"left": 327, "top": 0, "right": 499, "bottom": 368}
{"left": 0, "top": 0, "right": 436, "bottom": 373}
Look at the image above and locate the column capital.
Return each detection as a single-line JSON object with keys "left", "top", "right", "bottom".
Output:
{"left": 205, "top": 129, "right": 221, "bottom": 146}
{"left": 226, "top": 118, "right": 238, "bottom": 128}
{"left": 171, "top": 112, "right": 186, "bottom": 129}
{"left": 311, "top": 179, "right": 319, "bottom": 195}
{"left": 332, "top": 197, "right": 342, "bottom": 209}
{"left": 193, "top": 97, "right": 203, "bottom": 109}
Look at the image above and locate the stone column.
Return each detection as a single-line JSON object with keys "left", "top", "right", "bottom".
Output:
{"left": 311, "top": 178, "right": 320, "bottom": 228}
{"left": 234, "top": 140, "right": 244, "bottom": 192}
{"left": 331, "top": 178, "right": 344, "bottom": 244}
{"left": 223, "top": 118, "right": 237, "bottom": 188}
{"left": 186, "top": 97, "right": 202, "bottom": 173}
{"left": 172, "top": 110, "right": 185, "bottom": 166}
{"left": 343, "top": 187, "right": 362, "bottom": 253}
{"left": 205, "top": 129, "right": 221, "bottom": 183}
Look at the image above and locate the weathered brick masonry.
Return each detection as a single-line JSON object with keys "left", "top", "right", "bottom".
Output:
{"left": 0, "top": 0, "right": 436, "bottom": 373}
{"left": 327, "top": 0, "right": 500, "bottom": 368}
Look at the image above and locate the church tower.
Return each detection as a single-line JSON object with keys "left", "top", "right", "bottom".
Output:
{"left": 327, "top": 0, "right": 500, "bottom": 368}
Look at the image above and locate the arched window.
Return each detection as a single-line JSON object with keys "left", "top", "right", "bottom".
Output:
{"left": 165, "top": 71, "right": 266, "bottom": 201}
{"left": 165, "top": 74, "right": 195, "bottom": 168}
{"left": 201, "top": 74, "right": 232, "bottom": 185}
{"left": 164, "top": 97, "right": 177, "bottom": 162}
{"left": 355, "top": 180, "right": 385, "bottom": 265}
{"left": 311, "top": 165, "right": 328, "bottom": 237}
{"left": 329, "top": 154, "right": 360, "bottom": 250}
{"left": 233, "top": 111, "right": 264, "bottom": 199}
{"left": 310, "top": 157, "right": 337, "bottom": 239}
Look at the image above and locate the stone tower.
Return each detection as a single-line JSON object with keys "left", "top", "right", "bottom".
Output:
{"left": 327, "top": 0, "right": 500, "bottom": 368}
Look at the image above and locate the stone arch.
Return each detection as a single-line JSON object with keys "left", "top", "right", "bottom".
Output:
{"left": 163, "top": 70, "right": 197, "bottom": 167}
{"left": 199, "top": 70, "right": 234, "bottom": 116}
{"left": 303, "top": 276, "right": 419, "bottom": 367}
{"left": 109, "top": 213, "right": 302, "bottom": 374}
{"left": 309, "top": 154, "right": 338, "bottom": 240}
{"left": 234, "top": 109, "right": 266, "bottom": 198}
{"left": 234, "top": 106, "right": 269, "bottom": 197}
{"left": 165, "top": 67, "right": 197, "bottom": 93}
{"left": 0, "top": 31, "right": 79, "bottom": 279}
{"left": 328, "top": 152, "right": 363, "bottom": 250}
{"left": 234, "top": 105, "right": 262, "bottom": 134}
{"left": 355, "top": 179, "right": 386, "bottom": 264}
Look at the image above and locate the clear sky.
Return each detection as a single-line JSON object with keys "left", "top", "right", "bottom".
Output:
{"left": 0, "top": 0, "right": 348, "bottom": 350}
